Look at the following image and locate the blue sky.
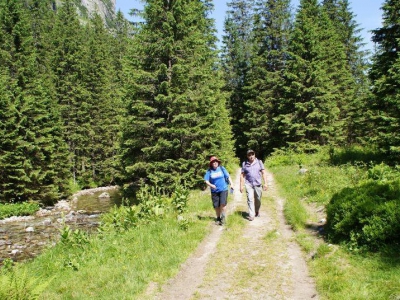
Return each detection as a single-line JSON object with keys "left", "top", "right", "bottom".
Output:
{"left": 115, "top": 0, "right": 384, "bottom": 52}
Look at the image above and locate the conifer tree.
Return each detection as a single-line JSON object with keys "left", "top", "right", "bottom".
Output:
{"left": 111, "top": 10, "right": 132, "bottom": 83}
{"left": 221, "top": 0, "right": 255, "bottom": 158}
{"left": 369, "top": 0, "right": 400, "bottom": 157}
{"left": 0, "top": 0, "right": 69, "bottom": 202}
{"left": 277, "top": 0, "right": 352, "bottom": 148}
{"left": 82, "top": 13, "right": 123, "bottom": 185}
{"left": 242, "top": 0, "right": 292, "bottom": 157}
{"left": 29, "top": 0, "right": 57, "bottom": 69}
{"left": 50, "top": 0, "right": 90, "bottom": 185}
{"left": 0, "top": 69, "right": 21, "bottom": 202}
{"left": 322, "top": 0, "right": 371, "bottom": 143}
{"left": 120, "top": 0, "right": 235, "bottom": 191}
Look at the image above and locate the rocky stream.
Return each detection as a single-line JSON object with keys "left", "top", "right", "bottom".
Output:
{"left": 0, "top": 186, "right": 122, "bottom": 266}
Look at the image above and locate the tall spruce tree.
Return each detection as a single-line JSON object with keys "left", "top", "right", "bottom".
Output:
{"left": 29, "top": 0, "right": 57, "bottom": 69}
{"left": 82, "top": 13, "right": 123, "bottom": 185}
{"left": 276, "top": 0, "right": 352, "bottom": 148}
{"left": 0, "top": 68, "right": 21, "bottom": 202}
{"left": 322, "top": 0, "right": 371, "bottom": 144}
{"left": 221, "top": 0, "right": 255, "bottom": 158}
{"left": 369, "top": 0, "right": 400, "bottom": 157}
{"left": 50, "top": 0, "right": 90, "bottom": 185}
{"left": 241, "top": 0, "right": 292, "bottom": 157}
{"left": 322, "top": 0, "right": 369, "bottom": 81}
{"left": 0, "top": 0, "right": 69, "bottom": 203}
{"left": 120, "top": 0, "right": 235, "bottom": 191}
{"left": 111, "top": 10, "right": 132, "bottom": 83}
{"left": 28, "top": 0, "right": 71, "bottom": 201}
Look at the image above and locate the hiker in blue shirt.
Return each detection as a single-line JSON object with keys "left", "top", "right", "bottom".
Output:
{"left": 240, "top": 149, "right": 268, "bottom": 221}
{"left": 204, "top": 156, "right": 233, "bottom": 225}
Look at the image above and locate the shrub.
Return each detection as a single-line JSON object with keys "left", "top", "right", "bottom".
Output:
{"left": 171, "top": 185, "right": 190, "bottom": 230}
{"left": 100, "top": 185, "right": 172, "bottom": 232}
{"left": 367, "top": 163, "right": 399, "bottom": 182}
{"left": 59, "top": 226, "right": 90, "bottom": 247}
{"left": 329, "top": 145, "right": 384, "bottom": 165}
{"left": 136, "top": 185, "right": 170, "bottom": 220}
{"left": 171, "top": 185, "right": 189, "bottom": 215}
{"left": 326, "top": 178, "right": 400, "bottom": 251}
{"left": 100, "top": 203, "right": 139, "bottom": 232}
{"left": 0, "top": 202, "right": 40, "bottom": 220}
{"left": 267, "top": 147, "right": 330, "bottom": 168}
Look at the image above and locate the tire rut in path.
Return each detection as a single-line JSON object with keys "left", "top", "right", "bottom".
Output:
{"left": 149, "top": 168, "right": 318, "bottom": 300}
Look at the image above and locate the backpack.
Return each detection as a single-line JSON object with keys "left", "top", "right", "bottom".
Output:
{"left": 221, "top": 166, "right": 230, "bottom": 184}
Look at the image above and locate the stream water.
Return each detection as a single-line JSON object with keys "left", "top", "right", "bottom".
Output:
{"left": 0, "top": 187, "right": 123, "bottom": 266}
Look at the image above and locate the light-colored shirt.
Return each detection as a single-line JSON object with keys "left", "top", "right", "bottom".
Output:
{"left": 241, "top": 158, "right": 265, "bottom": 187}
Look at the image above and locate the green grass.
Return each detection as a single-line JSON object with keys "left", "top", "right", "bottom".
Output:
{"left": 267, "top": 148, "right": 400, "bottom": 300}
{"left": 36, "top": 220, "right": 209, "bottom": 299}
{"left": 0, "top": 201, "right": 40, "bottom": 220}
{"left": 310, "top": 247, "right": 400, "bottom": 300}
{"left": 1, "top": 190, "right": 214, "bottom": 299}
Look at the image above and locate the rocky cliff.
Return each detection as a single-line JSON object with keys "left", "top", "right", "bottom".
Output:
{"left": 57, "top": 0, "right": 116, "bottom": 24}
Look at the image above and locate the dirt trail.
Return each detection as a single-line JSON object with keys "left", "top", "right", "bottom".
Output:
{"left": 148, "top": 168, "right": 318, "bottom": 300}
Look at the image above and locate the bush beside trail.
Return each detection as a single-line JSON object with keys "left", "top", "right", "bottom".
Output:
{"left": 326, "top": 178, "right": 400, "bottom": 251}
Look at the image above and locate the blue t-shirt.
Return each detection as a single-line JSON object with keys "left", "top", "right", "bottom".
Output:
{"left": 204, "top": 166, "right": 229, "bottom": 193}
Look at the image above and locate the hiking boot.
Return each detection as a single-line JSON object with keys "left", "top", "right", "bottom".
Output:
{"left": 255, "top": 211, "right": 260, "bottom": 217}
{"left": 248, "top": 216, "right": 254, "bottom": 221}
{"left": 220, "top": 213, "right": 226, "bottom": 225}
{"left": 215, "top": 217, "right": 222, "bottom": 225}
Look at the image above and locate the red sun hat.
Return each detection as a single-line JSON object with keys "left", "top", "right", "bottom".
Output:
{"left": 209, "top": 156, "right": 221, "bottom": 166}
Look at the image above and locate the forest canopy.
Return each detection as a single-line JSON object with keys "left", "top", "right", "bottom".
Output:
{"left": 0, "top": 0, "right": 399, "bottom": 204}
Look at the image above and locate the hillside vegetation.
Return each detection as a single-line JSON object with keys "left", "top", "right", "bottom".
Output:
{"left": 1, "top": 0, "right": 400, "bottom": 298}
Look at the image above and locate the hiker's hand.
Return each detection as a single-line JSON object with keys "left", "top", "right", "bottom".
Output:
{"left": 263, "top": 185, "right": 268, "bottom": 191}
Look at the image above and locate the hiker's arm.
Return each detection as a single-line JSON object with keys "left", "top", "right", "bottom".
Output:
{"left": 239, "top": 173, "right": 244, "bottom": 193}
{"left": 205, "top": 180, "right": 216, "bottom": 190}
{"left": 261, "top": 169, "right": 268, "bottom": 191}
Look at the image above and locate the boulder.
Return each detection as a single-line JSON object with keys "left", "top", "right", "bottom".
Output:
{"left": 98, "top": 192, "right": 110, "bottom": 198}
